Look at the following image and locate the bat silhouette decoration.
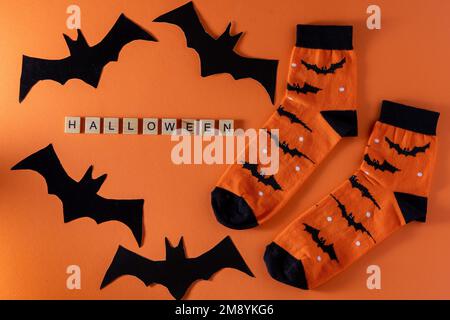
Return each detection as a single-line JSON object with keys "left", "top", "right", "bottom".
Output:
{"left": 279, "top": 141, "right": 315, "bottom": 164}
{"left": 301, "top": 58, "right": 346, "bottom": 75}
{"left": 11, "top": 144, "right": 144, "bottom": 246}
{"left": 287, "top": 82, "right": 322, "bottom": 95}
{"left": 330, "top": 194, "right": 375, "bottom": 242}
{"left": 100, "top": 236, "right": 254, "bottom": 300}
{"left": 267, "top": 130, "right": 315, "bottom": 164}
{"left": 363, "top": 154, "right": 400, "bottom": 173}
{"left": 385, "top": 137, "right": 430, "bottom": 157}
{"left": 349, "top": 175, "right": 381, "bottom": 210}
{"left": 277, "top": 106, "right": 312, "bottom": 132}
{"left": 303, "top": 223, "right": 338, "bottom": 262}
{"left": 153, "top": 1, "right": 278, "bottom": 103}
{"left": 242, "top": 162, "right": 282, "bottom": 191}
{"left": 19, "top": 14, "right": 157, "bottom": 102}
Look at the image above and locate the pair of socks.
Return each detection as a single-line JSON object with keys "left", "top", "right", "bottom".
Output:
{"left": 211, "top": 25, "right": 440, "bottom": 289}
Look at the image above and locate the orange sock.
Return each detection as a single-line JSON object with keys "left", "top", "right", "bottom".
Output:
{"left": 264, "top": 101, "right": 440, "bottom": 289}
{"left": 212, "top": 25, "right": 357, "bottom": 229}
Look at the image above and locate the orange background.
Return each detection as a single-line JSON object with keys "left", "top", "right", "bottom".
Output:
{"left": 0, "top": 0, "right": 449, "bottom": 300}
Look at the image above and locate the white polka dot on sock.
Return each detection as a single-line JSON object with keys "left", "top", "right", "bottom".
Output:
{"left": 295, "top": 166, "right": 301, "bottom": 172}
{"left": 339, "top": 86, "right": 345, "bottom": 92}
{"left": 355, "top": 241, "right": 361, "bottom": 247}
{"left": 418, "top": 172, "right": 423, "bottom": 177}
{"left": 374, "top": 138, "right": 380, "bottom": 144}
{"left": 299, "top": 136, "right": 304, "bottom": 142}
{"left": 291, "top": 63, "right": 297, "bottom": 68}
{"left": 366, "top": 211, "right": 372, "bottom": 218}
{"left": 317, "top": 256, "right": 322, "bottom": 262}
{"left": 327, "top": 216, "right": 333, "bottom": 222}
{"left": 288, "top": 96, "right": 294, "bottom": 101}
{"left": 258, "top": 191, "right": 264, "bottom": 197}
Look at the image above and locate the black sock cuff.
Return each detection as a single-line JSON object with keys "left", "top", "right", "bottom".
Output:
{"left": 379, "top": 100, "right": 440, "bottom": 136}
{"left": 296, "top": 25, "right": 353, "bottom": 50}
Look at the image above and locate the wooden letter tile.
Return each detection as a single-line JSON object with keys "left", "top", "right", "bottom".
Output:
{"left": 143, "top": 118, "right": 158, "bottom": 135}
{"left": 65, "top": 117, "right": 81, "bottom": 134}
{"left": 123, "top": 118, "right": 138, "bottom": 135}
{"left": 103, "top": 118, "right": 119, "bottom": 134}
{"left": 85, "top": 117, "right": 101, "bottom": 134}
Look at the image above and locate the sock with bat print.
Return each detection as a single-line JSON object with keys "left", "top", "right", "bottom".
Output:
{"left": 212, "top": 25, "right": 357, "bottom": 229}
{"left": 264, "top": 101, "right": 440, "bottom": 289}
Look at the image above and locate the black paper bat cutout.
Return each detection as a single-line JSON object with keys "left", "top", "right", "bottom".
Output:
{"left": 277, "top": 106, "right": 313, "bottom": 132}
{"left": 287, "top": 82, "right": 322, "bottom": 95}
{"left": 330, "top": 194, "right": 375, "bottom": 242}
{"left": 266, "top": 130, "right": 315, "bottom": 164}
{"left": 349, "top": 175, "right": 380, "bottom": 210}
{"left": 242, "top": 162, "right": 282, "bottom": 191}
{"left": 100, "top": 236, "right": 254, "bottom": 300}
{"left": 11, "top": 144, "right": 144, "bottom": 246}
{"left": 19, "top": 14, "right": 157, "bottom": 102}
{"left": 303, "top": 223, "right": 338, "bottom": 262}
{"left": 153, "top": 1, "right": 278, "bottom": 103}
{"left": 385, "top": 137, "right": 430, "bottom": 157}
{"left": 301, "top": 58, "right": 346, "bottom": 75}
{"left": 363, "top": 154, "right": 400, "bottom": 173}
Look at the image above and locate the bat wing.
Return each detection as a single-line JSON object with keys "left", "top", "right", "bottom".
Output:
{"left": 303, "top": 223, "right": 320, "bottom": 240}
{"left": 93, "top": 13, "right": 156, "bottom": 65}
{"left": 363, "top": 154, "right": 375, "bottom": 167}
{"left": 101, "top": 245, "right": 167, "bottom": 290}
{"left": 277, "top": 107, "right": 293, "bottom": 120}
{"left": 304, "top": 83, "right": 321, "bottom": 93}
{"left": 263, "top": 175, "right": 282, "bottom": 191}
{"left": 63, "top": 195, "right": 144, "bottom": 247}
{"left": 332, "top": 58, "right": 346, "bottom": 70}
{"left": 385, "top": 137, "right": 398, "bottom": 149}
{"left": 19, "top": 55, "right": 80, "bottom": 102}
{"left": 352, "top": 220, "right": 365, "bottom": 233}
{"left": 410, "top": 143, "right": 431, "bottom": 155}
{"left": 277, "top": 107, "right": 313, "bottom": 132}
{"left": 242, "top": 162, "right": 257, "bottom": 175}
{"left": 353, "top": 220, "right": 375, "bottom": 242}
{"left": 289, "top": 147, "right": 315, "bottom": 164}
{"left": 153, "top": 1, "right": 211, "bottom": 51}
{"left": 385, "top": 137, "right": 408, "bottom": 155}
{"left": 225, "top": 54, "right": 278, "bottom": 103}
{"left": 382, "top": 160, "right": 400, "bottom": 173}
{"left": 301, "top": 60, "right": 319, "bottom": 72}
{"left": 187, "top": 236, "right": 254, "bottom": 287}
{"left": 323, "top": 243, "right": 338, "bottom": 262}
{"left": 11, "top": 144, "right": 77, "bottom": 197}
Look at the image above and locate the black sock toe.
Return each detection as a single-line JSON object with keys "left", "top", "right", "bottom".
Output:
{"left": 211, "top": 187, "right": 258, "bottom": 230}
{"left": 264, "top": 242, "right": 308, "bottom": 290}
